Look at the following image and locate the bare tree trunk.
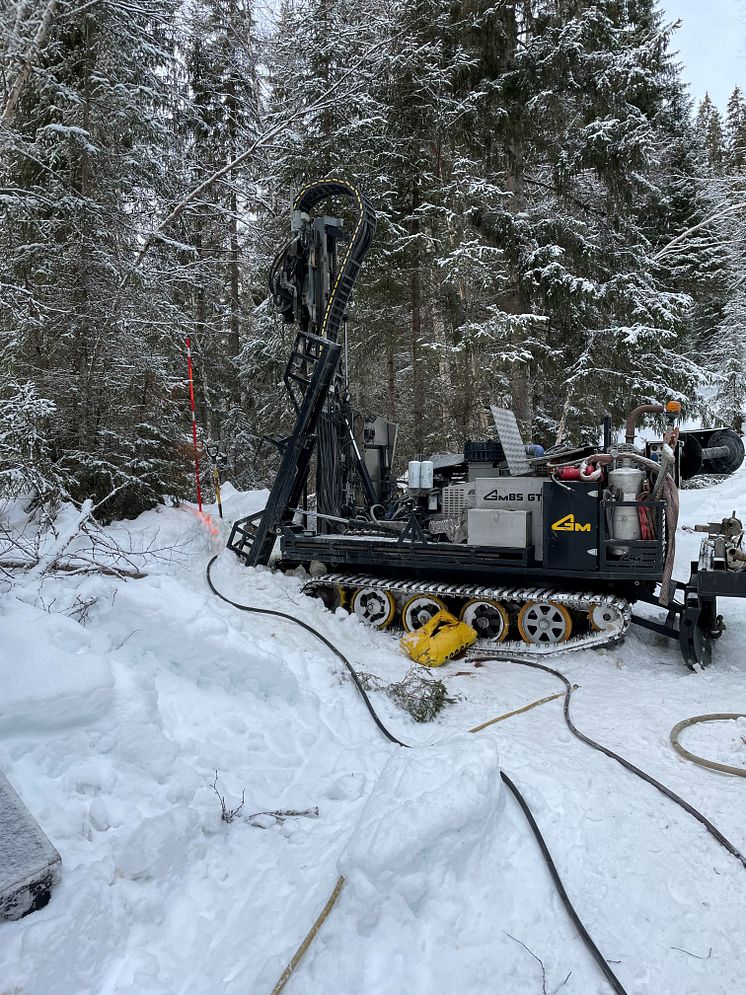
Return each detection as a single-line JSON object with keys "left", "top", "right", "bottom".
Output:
{"left": 74, "top": 18, "right": 95, "bottom": 451}
{"left": 556, "top": 382, "right": 573, "bottom": 445}
{"left": 387, "top": 336, "right": 396, "bottom": 422}
{"left": 425, "top": 266, "right": 451, "bottom": 441}
{"left": 191, "top": 211, "right": 213, "bottom": 439}
{"left": 506, "top": 133, "right": 533, "bottom": 434}
{"left": 1, "top": 0, "right": 57, "bottom": 127}
{"left": 410, "top": 263, "right": 424, "bottom": 448}
{"left": 503, "top": 5, "right": 534, "bottom": 435}
{"left": 227, "top": 207, "right": 240, "bottom": 395}
{"left": 510, "top": 359, "right": 532, "bottom": 433}
{"left": 226, "top": 73, "right": 241, "bottom": 406}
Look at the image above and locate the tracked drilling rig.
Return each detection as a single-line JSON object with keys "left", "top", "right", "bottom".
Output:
{"left": 228, "top": 179, "right": 746, "bottom": 668}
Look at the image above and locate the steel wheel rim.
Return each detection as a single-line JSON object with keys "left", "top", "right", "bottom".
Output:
{"left": 351, "top": 588, "right": 395, "bottom": 629}
{"left": 460, "top": 600, "right": 509, "bottom": 641}
{"left": 589, "top": 604, "right": 624, "bottom": 633}
{"left": 518, "top": 601, "right": 571, "bottom": 644}
{"left": 402, "top": 596, "right": 446, "bottom": 632}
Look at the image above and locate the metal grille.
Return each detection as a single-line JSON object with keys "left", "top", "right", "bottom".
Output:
{"left": 442, "top": 484, "right": 473, "bottom": 518}
{"left": 490, "top": 406, "right": 531, "bottom": 476}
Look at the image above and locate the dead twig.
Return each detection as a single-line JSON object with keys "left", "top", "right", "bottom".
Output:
{"left": 66, "top": 595, "right": 97, "bottom": 626}
{"left": 504, "top": 933, "right": 571, "bottom": 995}
{"left": 247, "top": 807, "right": 319, "bottom": 828}
{"left": 505, "top": 932, "right": 548, "bottom": 995}
{"left": 670, "top": 945, "right": 712, "bottom": 960}
{"left": 211, "top": 771, "right": 246, "bottom": 824}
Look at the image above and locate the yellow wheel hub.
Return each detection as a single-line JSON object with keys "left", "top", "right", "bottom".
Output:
{"left": 517, "top": 600, "right": 572, "bottom": 645}
{"left": 460, "top": 599, "right": 510, "bottom": 641}
{"left": 350, "top": 587, "right": 395, "bottom": 629}
{"left": 401, "top": 595, "right": 447, "bottom": 632}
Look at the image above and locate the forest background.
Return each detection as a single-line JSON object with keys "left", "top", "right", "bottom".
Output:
{"left": 1, "top": 0, "right": 745, "bottom": 519}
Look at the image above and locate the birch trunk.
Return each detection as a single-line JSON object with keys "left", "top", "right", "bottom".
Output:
{"left": 1, "top": 0, "right": 57, "bottom": 127}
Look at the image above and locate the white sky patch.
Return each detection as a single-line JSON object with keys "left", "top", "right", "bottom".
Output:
{"left": 662, "top": 0, "right": 745, "bottom": 109}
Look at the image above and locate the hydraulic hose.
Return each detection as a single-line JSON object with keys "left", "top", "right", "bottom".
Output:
{"left": 206, "top": 556, "right": 629, "bottom": 994}
{"left": 670, "top": 713, "right": 746, "bottom": 779}
{"left": 500, "top": 772, "right": 628, "bottom": 995}
{"left": 470, "top": 651, "right": 746, "bottom": 871}
{"left": 206, "top": 555, "right": 407, "bottom": 747}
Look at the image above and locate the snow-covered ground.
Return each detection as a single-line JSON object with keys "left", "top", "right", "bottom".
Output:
{"left": 1, "top": 471, "right": 745, "bottom": 994}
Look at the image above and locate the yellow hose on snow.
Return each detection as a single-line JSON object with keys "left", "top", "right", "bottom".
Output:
{"left": 670, "top": 713, "right": 746, "bottom": 778}
{"left": 270, "top": 875, "right": 346, "bottom": 994}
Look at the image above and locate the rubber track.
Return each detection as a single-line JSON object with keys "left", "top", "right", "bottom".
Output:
{"left": 303, "top": 573, "right": 632, "bottom": 655}
{"left": 206, "top": 555, "right": 628, "bottom": 993}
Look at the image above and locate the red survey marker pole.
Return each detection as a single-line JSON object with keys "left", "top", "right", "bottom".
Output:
{"left": 185, "top": 337, "right": 203, "bottom": 511}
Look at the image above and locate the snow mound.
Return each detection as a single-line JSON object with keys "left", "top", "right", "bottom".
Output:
{"left": 115, "top": 808, "right": 201, "bottom": 880}
{"left": 0, "top": 602, "right": 113, "bottom": 733}
{"left": 340, "top": 734, "right": 503, "bottom": 897}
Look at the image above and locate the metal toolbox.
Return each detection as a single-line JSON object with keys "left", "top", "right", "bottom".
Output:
{"left": 474, "top": 478, "right": 544, "bottom": 556}
{"left": 467, "top": 509, "right": 532, "bottom": 548}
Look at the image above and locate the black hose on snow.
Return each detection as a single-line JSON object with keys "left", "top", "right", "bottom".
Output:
{"left": 474, "top": 653, "right": 746, "bottom": 872}
{"left": 206, "top": 555, "right": 407, "bottom": 747}
{"left": 500, "top": 771, "right": 629, "bottom": 995}
{"left": 205, "top": 555, "right": 630, "bottom": 994}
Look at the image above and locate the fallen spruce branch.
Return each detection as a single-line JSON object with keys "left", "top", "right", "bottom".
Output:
{"left": 247, "top": 807, "right": 319, "bottom": 828}
{"left": 351, "top": 667, "right": 458, "bottom": 723}
{"left": 0, "top": 558, "right": 145, "bottom": 579}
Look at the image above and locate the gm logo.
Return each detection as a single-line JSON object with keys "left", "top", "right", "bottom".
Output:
{"left": 552, "top": 514, "right": 591, "bottom": 533}
{"left": 483, "top": 490, "right": 541, "bottom": 502}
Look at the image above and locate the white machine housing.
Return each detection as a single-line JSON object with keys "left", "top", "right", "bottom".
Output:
{"left": 474, "top": 477, "right": 544, "bottom": 556}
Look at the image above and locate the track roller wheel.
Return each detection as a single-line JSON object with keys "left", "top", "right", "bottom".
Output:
{"left": 588, "top": 603, "right": 625, "bottom": 634}
{"left": 313, "top": 584, "right": 345, "bottom": 612}
{"left": 350, "top": 587, "right": 395, "bottom": 629}
{"left": 460, "top": 599, "right": 509, "bottom": 641}
{"left": 401, "top": 594, "right": 447, "bottom": 632}
{"left": 518, "top": 600, "right": 572, "bottom": 645}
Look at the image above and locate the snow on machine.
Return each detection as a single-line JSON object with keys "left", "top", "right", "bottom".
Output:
{"left": 228, "top": 178, "right": 746, "bottom": 669}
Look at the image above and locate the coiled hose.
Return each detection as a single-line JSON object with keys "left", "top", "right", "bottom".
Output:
{"left": 670, "top": 713, "right": 746, "bottom": 779}
{"left": 470, "top": 650, "right": 746, "bottom": 871}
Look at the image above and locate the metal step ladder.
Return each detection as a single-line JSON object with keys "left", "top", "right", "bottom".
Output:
{"left": 228, "top": 330, "right": 341, "bottom": 565}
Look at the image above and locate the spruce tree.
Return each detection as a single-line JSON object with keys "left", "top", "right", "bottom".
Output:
{"left": 180, "top": 0, "right": 264, "bottom": 487}
{"left": 0, "top": 0, "right": 186, "bottom": 516}
{"left": 725, "top": 87, "right": 746, "bottom": 173}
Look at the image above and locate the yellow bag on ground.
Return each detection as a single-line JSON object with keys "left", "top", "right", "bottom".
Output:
{"left": 400, "top": 610, "right": 477, "bottom": 667}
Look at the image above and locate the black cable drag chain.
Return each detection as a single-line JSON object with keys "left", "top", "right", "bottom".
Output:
{"left": 292, "top": 178, "right": 376, "bottom": 345}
